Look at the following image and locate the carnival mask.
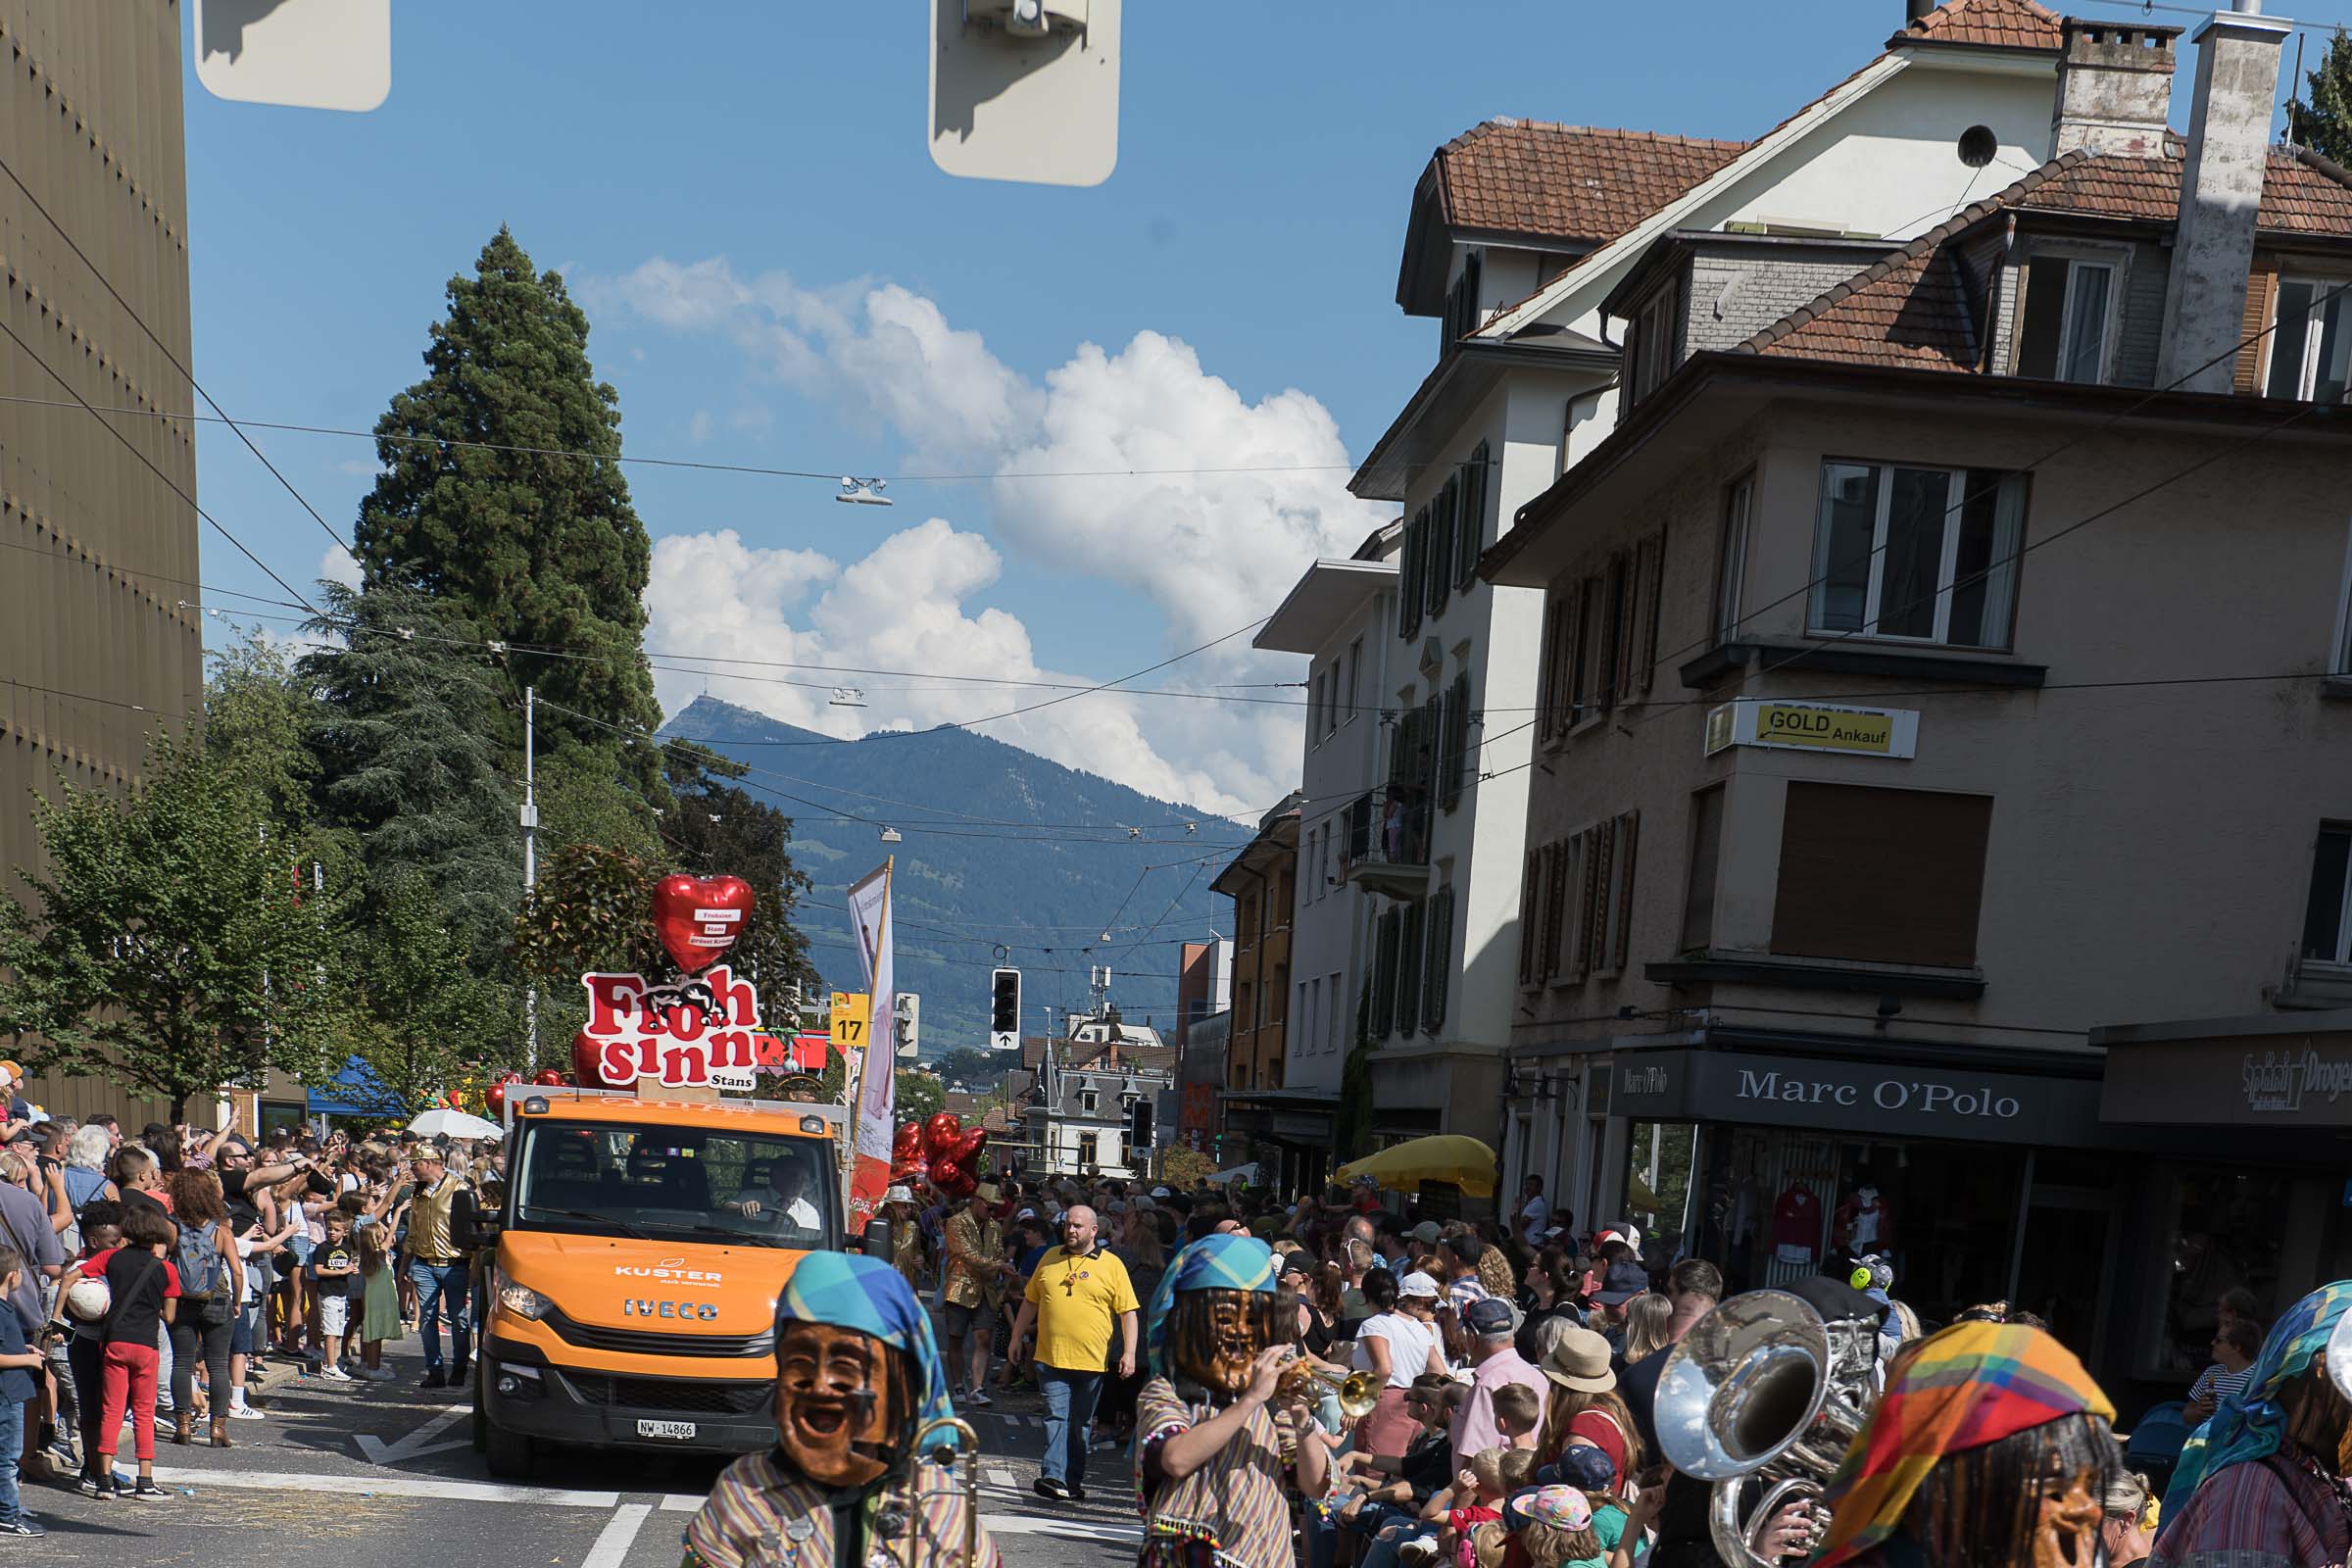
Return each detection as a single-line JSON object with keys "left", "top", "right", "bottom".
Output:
{"left": 2030, "top": 1470, "right": 2102, "bottom": 1568}
{"left": 1183, "top": 1290, "right": 1270, "bottom": 1398}
{"left": 774, "top": 1321, "right": 901, "bottom": 1489}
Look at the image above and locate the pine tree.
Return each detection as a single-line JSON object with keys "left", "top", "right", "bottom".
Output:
{"left": 301, "top": 581, "right": 522, "bottom": 966}
{"left": 353, "top": 227, "right": 665, "bottom": 795}
{"left": 2299, "top": 27, "right": 2352, "bottom": 166}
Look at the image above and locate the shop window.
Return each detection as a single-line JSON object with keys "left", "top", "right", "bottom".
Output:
{"left": 1682, "top": 786, "right": 1725, "bottom": 953}
{"left": 2153, "top": 1168, "right": 2290, "bottom": 1378}
{"left": 1771, "top": 782, "right": 1993, "bottom": 967}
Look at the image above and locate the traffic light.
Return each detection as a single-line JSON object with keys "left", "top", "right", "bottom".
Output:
{"left": 989, "top": 967, "right": 1021, "bottom": 1051}
{"left": 1128, "top": 1096, "right": 1153, "bottom": 1150}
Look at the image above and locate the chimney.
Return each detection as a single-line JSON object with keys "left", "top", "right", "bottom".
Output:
{"left": 2157, "top": 2, "right": 2290, "bottom": 392}
{"left": 2052, "top": 21, "right": 2180, "bottom": 157}
{"left": 1906, "top": 0, "right": 1936, "bottom": 21}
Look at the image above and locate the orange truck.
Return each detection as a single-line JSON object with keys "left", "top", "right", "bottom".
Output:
{"left": 466, "top": 1086, "right": 848, "bottom": 1476}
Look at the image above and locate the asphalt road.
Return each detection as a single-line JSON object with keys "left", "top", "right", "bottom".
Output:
{"left": 23, "top": 1349, "right": 1141, "bottom": 1567}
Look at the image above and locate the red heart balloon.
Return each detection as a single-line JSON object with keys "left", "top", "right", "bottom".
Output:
{"left": 893, "top": 1121, "right": 924, "bottom": 1161}
{"left": 651, "top": 873, "right": 755, "bottom": 976}
{"left": 485, "top": 1072, "right": 521, "bottom": 1116}
{"left": 533, "top": 1067, "right": 564, "bottom": 1087}
{"left": 954, "top": 1127, "right": 988, "bottom": 1166}
{"left": 571, "top": 1029, "right": 615, "bottom": 1089}
{"left": 931, "top": 1156, "right": 970, "bottom": 1198}
{"left": 922, "top": 1111, "right": 962, "bottom": 1157}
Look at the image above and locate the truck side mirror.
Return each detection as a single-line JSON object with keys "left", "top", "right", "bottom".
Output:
{"left": 859, "top": 1216, "right": 893, "bottom": 1259}
{"left": 451, "top": 1188, "right": 502, "bottom": 1250}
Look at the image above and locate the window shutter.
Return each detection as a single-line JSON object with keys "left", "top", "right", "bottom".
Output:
{"left": 1555, "top": 584, "right": 1581, "bottom": 736}
{"left": 1397, "top": 902, "right": 1424, "bottom": 1038}
{"left": 1578, "top": 821, "right": 1610, "bottom": 980}
{"left": 2238, "top": 260, "right": 2280, "bottom": 396}
{"left": 1519, "top": 849, "right": 1543, "bottom": 987}
{"left": 1399, "top": 509, "right": 1427, "bottom": 640}
{"left": 1631, "top": 533, "right": 1664, "bottom": 698}
{"left": 1440, "top": 671, "right": 1470, "bottom": 810}
{"left": 1372, "top": 908, "right": 1398, "bottom": 1037}
{"left": 1612, "top": 809, "right": 1641, "bottom": 972}
{"left": 1427, "top": 479, "right": 1455, "bottom": 618}
{"left": 1771, "top": 784, "right": 1993, "bottom": 966}
{"left": 1457, "top": 444, "right": 1489, "bottom": 590}
{"left": 1544, "top": 841, "right": 1570, "bottom": 982}
{"left": 1536, "top": 598, "right": 1560, "bottom": 744}
{"left": 1423, "top": 887, "right": 1452, "bottom": 1034}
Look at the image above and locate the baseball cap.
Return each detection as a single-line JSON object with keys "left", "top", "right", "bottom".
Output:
{"left": 1397, "top": 1272, "right": 1443, "bottom": 1299}
{"left": 1409, "top": 1221, "right": 1443, "bottom": 1246}
{"left": 1150, "top": 1186, "right": 1171, "bottom": 1199}
{"left": 1014, "top": 1207, "right": 1038, "bottom": 1221}
{"left": 1462, "top": 1297, "right": 1522, "bottom": 1338}
{"left": 1592, "top": 1260, "right": 1648, "bottom": 1305}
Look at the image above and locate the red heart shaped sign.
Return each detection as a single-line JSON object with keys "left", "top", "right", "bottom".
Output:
{"left": 652, "top": 873, "right": 755, "bottom": 975}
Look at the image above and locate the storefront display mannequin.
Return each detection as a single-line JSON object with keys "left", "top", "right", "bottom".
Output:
{"left": 1809, "top": 1319, "right": 2116, "bottom": 1568}
{"left": 682, "top": 1252, "right": 1001, "bottom": 1567}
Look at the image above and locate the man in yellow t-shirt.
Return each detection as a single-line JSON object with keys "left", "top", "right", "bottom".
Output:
{"left": 1007, "top": 1204, "right": 1137, "bottom": 1502}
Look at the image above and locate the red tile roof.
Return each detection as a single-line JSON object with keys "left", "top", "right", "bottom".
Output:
{"left": 1739, "top": 146, "right": 2352, "bottom": 372}
{"left": 2019, "top": 144, "right": 2352, "bottom": 236}
{"left": 1888, "top": 0, "right": 2064, "bottom": 51}
{"left": 1436, "top": 122, "right": 1746, "bottom": 245}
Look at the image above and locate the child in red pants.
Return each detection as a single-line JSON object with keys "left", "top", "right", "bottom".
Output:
{"left": 97, "top": 1203, "right": 178, "bottom": 1500}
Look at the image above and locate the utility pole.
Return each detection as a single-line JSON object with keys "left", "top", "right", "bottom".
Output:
{"left": 522, "top": 685, "right": 540, "bottom": 1074}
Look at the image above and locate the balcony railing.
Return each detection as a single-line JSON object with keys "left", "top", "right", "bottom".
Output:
{"left": 1340, "top": 786, "right": 1432, "bottom": 897}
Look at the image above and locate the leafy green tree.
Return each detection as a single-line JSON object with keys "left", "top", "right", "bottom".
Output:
{"left": 933, "top": 1048, "right": 1002, "bottom": 1092}
{"left": 302, "top": 582, "right": 521, "bottom": 964}
{"left": 2301, "top": 29, "right": 2352, "bottom": 166}
{"left": 351, "top": 226, "right": 664, "bottom": 796}
{"left": 895, "top": 1068, "right": 946, "bottom": 1127}
{"left": 0, "top": 726, "right": 352, "bottom": 1119}
{"left": 350, "top": 870, "right": 517, "bottom": 1107}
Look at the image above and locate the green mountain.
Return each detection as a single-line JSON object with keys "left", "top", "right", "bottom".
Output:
{"left": 658, "top": 696, "right": 1238, "bottom": 1055}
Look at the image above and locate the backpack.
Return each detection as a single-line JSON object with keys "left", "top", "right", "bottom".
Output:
{"left": 175, "top": 1220, "right": 225, "bottom": 1300}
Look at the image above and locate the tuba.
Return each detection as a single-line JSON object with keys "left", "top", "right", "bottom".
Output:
{"left": 878, "top": 1414, "right": 985, "bottom": 1565}
{"left": 1653, "top": 1290, "right": 1881, "bottom": 1568}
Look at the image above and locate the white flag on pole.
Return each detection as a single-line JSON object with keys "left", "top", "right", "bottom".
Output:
{"left": 846, "top": 860, "right": 896, "bottom": 1207}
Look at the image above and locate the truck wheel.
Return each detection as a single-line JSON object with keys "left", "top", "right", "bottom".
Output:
{"left": 483, "top": 1419, "right": 536, "bottom": 1479}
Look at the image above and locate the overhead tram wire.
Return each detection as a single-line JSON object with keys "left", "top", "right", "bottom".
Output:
{"left": 0, "top": 393, "right": 1378, "bottom": 487}
{"left": 0, "top": 316, "right": 321, "bottom": 617}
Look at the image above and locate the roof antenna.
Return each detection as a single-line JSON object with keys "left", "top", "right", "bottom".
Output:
{"left": 2286, "top": 29, "right": 2306, "bottom": 148}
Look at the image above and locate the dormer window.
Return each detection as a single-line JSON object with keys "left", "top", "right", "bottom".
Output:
{"left": 1628, "top": 284, "right": 1679, "bottom": 407}
{"left": 2266, "top": 277, "right": 2352, "bottom": 403}
{"left": 1443, "top": 251, "right": 1485, "bottom": 346}
{"left": 2017, "top": 251, "right": 2120, "bottom": 384}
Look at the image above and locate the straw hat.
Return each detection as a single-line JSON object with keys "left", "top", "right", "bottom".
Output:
{"left": 1538, "top": 1324, "right": 1617, "bottom": 1393}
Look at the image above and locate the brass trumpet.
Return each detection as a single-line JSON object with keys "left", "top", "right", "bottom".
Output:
{"left": 880, "top": 1414, "right": 983, "bottom": 1565}
{"left": 1277, "top": 1360, "right": 1383, "bottom": 1420}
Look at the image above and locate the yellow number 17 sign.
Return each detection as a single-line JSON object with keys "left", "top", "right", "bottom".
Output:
{"left": 830, "top": 993, "right": 872, "bottom": 1052}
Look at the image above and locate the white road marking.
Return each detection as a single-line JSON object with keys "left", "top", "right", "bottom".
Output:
{"left": 981, "top": 1513, "right": 1142, "bottom": 1542}
{"left": 583, "top": 1501, "right": 653, "bottom": 1568}
{"left": 986, "top": 1466, "right": 1017, "bottom": 1490}
{"left": 355, "top": 1404, "right": 475, "bottom": 1465}
{"left": 148, "top": 1465, "right": 623, "bottom": 1508}
{"left": 659, "top": 1494, "right": 705, "bottom": 1512}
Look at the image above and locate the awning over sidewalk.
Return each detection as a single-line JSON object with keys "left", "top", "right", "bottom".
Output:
{"left": 306, "top": 1054, "right": 405, "bottom": 1119}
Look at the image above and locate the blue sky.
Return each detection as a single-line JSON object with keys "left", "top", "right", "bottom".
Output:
{"left": 179, "top": 0, "right": 2224, "bottom": 813}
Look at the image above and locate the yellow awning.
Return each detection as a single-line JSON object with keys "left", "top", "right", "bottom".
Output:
{"left": 1336, "top": 1134, "right": 1497, "bottom": 1199}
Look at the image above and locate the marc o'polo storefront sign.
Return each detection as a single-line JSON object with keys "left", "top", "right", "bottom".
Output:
{"left": 1704, "top": 699, "right": 1919, "bottom": 760}
{"left": 1610, "top": 1049, "right": 2101, "bottom": 1146}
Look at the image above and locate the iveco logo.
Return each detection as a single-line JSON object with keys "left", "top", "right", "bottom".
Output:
{"left": 623, "top": 1299, "right": 722, "bottom": 1320}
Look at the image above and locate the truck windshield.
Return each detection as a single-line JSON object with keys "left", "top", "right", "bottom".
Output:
{"left": 510, "top": 1120, "right": 840, "bottom": 1250}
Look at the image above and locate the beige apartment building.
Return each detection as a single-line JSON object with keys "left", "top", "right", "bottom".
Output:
{"left": 1, "top": 3, "right": 202, "bottom": 1123}
{"left": 1478, "top": 7, "right": 2352, "bottom": 1406}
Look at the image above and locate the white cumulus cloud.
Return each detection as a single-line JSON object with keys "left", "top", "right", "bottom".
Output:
{"left": 584, "top": 256, "right": 1381, "bottom": 809}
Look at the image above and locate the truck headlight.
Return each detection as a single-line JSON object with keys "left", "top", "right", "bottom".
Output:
{"left": 498, "top": 1282, "right": 553, "bottom": 1320}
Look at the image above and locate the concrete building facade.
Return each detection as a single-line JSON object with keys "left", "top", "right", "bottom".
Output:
{"left": 0, "top": 2, "right": 201, "bottom": 1125}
